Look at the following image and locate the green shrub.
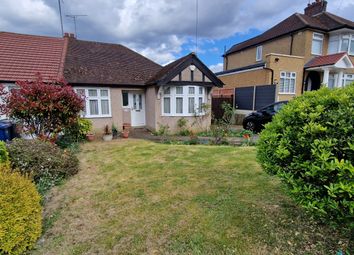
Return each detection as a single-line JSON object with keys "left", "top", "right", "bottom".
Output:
{"left": 57, "top": 118, "right": 92, "bottom": 149}
{"left": 152, "top": 123, "right": 170, "bottom": 136}
{"left": 0, "top": 141, "right": 9, "bottom": 165}
{"left": 0, "top": 165, "right": 42, "bottom": 255}
{"left": 7, "top": 139, "right": 79, "bottom": 194}
{"left": 257, "top": 85, "right": 354, "bottom": 227}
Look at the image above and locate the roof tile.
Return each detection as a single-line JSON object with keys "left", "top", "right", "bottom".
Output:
{"left": 304, "top": 52, "right": 349, "bottom": 68}
{"left": 226, "top": 11, "right": 354, "bottom": 55}
{"left": 0, "top": 32, "right": 65, "bottom": 81}
{"left": 64, "top": 38, "right": 162, "bottom": 85}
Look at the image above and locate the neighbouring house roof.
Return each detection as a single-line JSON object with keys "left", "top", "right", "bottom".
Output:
{"left": 225, "top": 12, "right": 354, "bottom": 56}
{"left": 215, "top": 62, "right": 265, "bottom": 76}
{"left": 64, "top": 37, "right": 162, "bottom": 85}
{"left": 304, "top": 52, "right": 353, "bottom": 68}
{"left": 0, "top": 32, "right": 67, "bottom": 82}
{"left": 147, "top": 53, "right": 224, "bottom": 87}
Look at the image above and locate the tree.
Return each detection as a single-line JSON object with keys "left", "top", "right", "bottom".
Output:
{"left": 0, "top": 73, "right": 84, "bottom": 140}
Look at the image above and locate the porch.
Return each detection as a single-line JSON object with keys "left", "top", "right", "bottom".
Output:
{"left": 304, "top": 52, "right": 354, "bottom": 91}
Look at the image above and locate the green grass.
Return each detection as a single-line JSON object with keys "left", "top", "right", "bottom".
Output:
{"left": 32, "top": 140, "right": 348, "bottom": 255}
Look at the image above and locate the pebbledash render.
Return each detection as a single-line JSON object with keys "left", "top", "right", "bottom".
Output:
{"left": 217, "top": 0, "right": 354, "bottom": 107}
{"left": 0, "top": 32, "right": 223, "bottom": 133}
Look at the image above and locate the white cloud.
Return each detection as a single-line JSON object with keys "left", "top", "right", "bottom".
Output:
{"left": 0, "top": 0, "right": 59, "bottom": 35}
{"left": 126, "top": 35, "right": 185, "bottom": 65}
{"left": 209, "top": 63, "right": 223, "bottom": 73}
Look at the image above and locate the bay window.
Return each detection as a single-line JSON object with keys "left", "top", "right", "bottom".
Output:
{"left": 328, "top": 34, "right": 354, "bottom": 55}
{"left": 279, "top": 72, "right": 296, "bottom": 94}
{"left": 74, "top": 88, "right": 111, "bottom": 118}
{"left": 161, "top": 86, "right": 207, "bottom": 116}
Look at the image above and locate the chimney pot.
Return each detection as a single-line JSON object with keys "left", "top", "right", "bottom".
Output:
{"left": 304, "top": 0, "right": 327, "bottom": 16}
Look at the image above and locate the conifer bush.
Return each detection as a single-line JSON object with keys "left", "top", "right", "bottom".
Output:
{"left": 0, "top": 165, "right": 42, "bottom": 255}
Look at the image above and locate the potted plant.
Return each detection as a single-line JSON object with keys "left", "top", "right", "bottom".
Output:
{"left": 102, "top": 125, "right": 113, "bottom": 141}
{"left": 112, "top": 123, "right": 118, "bottom": 139}
{"left": 122, "top": 123, "right": 131, "bottom": 138}
{"left": 86, "top": 132, "right": 95, "bottom": 142}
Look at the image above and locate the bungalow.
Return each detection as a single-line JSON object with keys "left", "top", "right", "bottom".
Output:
{"left": 0, "top": 32, "right": 223, "bottom": 133}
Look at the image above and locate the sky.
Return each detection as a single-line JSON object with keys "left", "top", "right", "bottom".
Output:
{"left": 1, "top": 0, "right": 353, "bottom": 72}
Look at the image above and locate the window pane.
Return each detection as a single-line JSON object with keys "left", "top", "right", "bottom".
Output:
{"left": 188, "top": 87, "right": 195, "bottom": 94}
{"left": 101, "top": 100, "right": 109, "bottom": 115}
{"left": 284, "top": 79, "right": 289, "bottom": 92}
{"left": 100, "top": 89, "right": 108, "bottom": 97}
{"left": 76, "top": 89, "right": 85, "bottom": 97}
{"left": 188, "top": 97, "right": 195, "bottom": 113}
{"left": 122, "top": 92, "right": 129, "bottom": 106}
{"left": 312, "top": 40, "right": 322, "bottom": 54}
{"left": 256, "top": 46, "right": 262, "bottom": 60}
{"left": 88, "top": 89, "right": 97, "bottom": 97}
{"left": 199, "top": 87, "right": 203, "bottom": 94}
{"left": 133, "top": 94, "right": 137, "bottom": 110}
{"left": 138, "top": 94, "right": 142, "bottom": 110}
{"left": 164, "top": 87, "right": 170, "bottom": 95}
{"left": 176, "top": 86, "right": 183, "bottom": 94}
{"left": 289, "top": 79, "right": 295, "bottom": 93}
{"left": 350, "top": 39, "right": 354, "bottom": 55}
{"left": 280, "top": 78, "right": 285, "bottom": 92}
{"left": 89, "top": 100, "right": 99, "bottom": 115}
{"left": 328, "top": 74, "right": 335, "bottom": 89}
{"left": 163, "top": 97, "right": 170, "bottom": 114}
{"left": 198, "top": 97, "right": 203, "bottom": 112}
{"left": 329, "top": 36, "right": 339, "bottom": 54}
{"left": 341, "top": 38, "right": 349, "bottom": 52}
{"left": 176, "top": 97, "right": 183, "bottom": 113}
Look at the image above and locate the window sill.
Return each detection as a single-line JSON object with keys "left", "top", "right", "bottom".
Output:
{"left": 161, "top": 114, "right": 205, "bottom": 117}
{"left": 83, "top": 115, "right": 112, "bottom": 119}
{"left": 278, "top": 92, "right": 296, "bottom": 95}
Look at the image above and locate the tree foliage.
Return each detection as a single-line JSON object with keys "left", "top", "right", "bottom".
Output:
{"left": 0, "top": 73, "right": 84, "bottom": 140}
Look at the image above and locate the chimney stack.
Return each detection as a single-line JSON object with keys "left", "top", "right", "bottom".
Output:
{"left": 304, "top": 0, "right": 327, "bottom": 16}
{"left": 63, "top": 33, "right": 76, "bottom": 38}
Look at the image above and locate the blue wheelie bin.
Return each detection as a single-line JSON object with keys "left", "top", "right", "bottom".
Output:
{"left": 0, "top": 121, "right": 12, "bottom": 141}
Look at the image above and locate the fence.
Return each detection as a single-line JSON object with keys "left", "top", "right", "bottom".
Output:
{"left": 235, "top": 84, "right": 276, "bottom": 111}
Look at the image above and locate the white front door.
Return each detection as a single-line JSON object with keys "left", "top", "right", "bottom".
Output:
{"left": 129, "top": 92, "right": 146, "bottom": 127}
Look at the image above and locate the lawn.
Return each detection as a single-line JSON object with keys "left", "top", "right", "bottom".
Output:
{"left": 32, "top": 140, "right": 346, "bottom": 254}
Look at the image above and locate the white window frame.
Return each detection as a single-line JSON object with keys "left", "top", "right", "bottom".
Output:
{"left": 312, "top": 32, "right": 324, "bottom": 55}
{"left": 339, "top": 34, "right": 354, "bottom": 56}
{"left": 279, "top": 72, "right": 296, "bottom": 94}
{"left": 328, "top": 33, "right": 354, "bottom": 56}
{"left": 161, "top": 86, "right": 207, "bottom": 117}
{"left": 256, "top": 45, "right": 263, "bottom": 61}
{"left": 74, "top": 87, "right": 112, "bottom": 118}
{"left": 342, "top": 74, "right": 354, "bottom": 87}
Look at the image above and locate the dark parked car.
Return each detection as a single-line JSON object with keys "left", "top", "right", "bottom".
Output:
{"left": 243, "top": 101, "right": 288, "bottom": 132}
